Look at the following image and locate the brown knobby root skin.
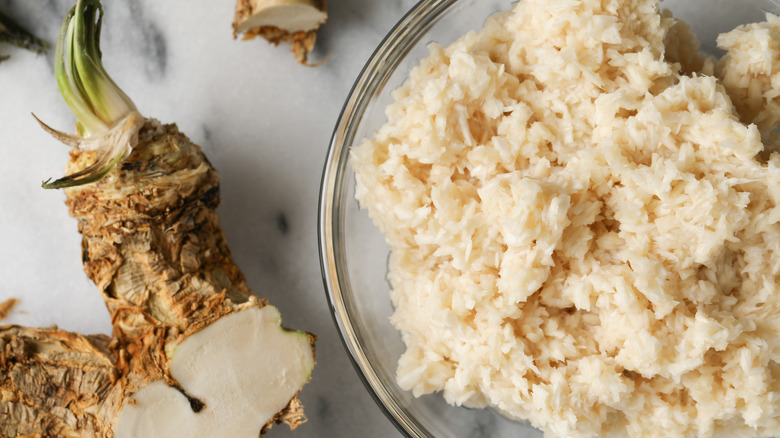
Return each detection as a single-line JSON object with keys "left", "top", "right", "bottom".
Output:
{"left": 0, "top": 119, "right": 315, "bottom": 437}
{"left": 233, "top": 0, "right": 327, "bottom": 65}
{"left": 0, "top": 326, "right": 119, "bottom": 437}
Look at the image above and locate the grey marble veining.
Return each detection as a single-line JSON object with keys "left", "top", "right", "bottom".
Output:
{"left": 122, "top": 2, "right": 168, "bottom": 79}
{"left": 0, "top": 0, "right": 419, "bottom": 437}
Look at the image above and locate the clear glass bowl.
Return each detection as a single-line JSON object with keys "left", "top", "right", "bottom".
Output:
{"left": 319, "top": 0, "right": 780, "bottom": 436}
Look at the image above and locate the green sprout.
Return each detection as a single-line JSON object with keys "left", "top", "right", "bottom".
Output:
{"left": 39, "top": 0, "right": 142, "bottom": 189}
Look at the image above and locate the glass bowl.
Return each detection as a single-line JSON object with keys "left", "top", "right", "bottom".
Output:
{"left": 319, "top": 0, "right": 779, "bottom": 436}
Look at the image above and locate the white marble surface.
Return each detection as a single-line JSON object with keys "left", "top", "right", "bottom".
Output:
{"left": 3, "top": 1, "right": 772, "bottom": 437}
{"left": 0, "top": 0, "right": 416, "bottom": 436}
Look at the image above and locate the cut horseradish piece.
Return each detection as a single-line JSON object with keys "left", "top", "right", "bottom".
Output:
{"left": 115, "top": 306, "right": 315, "bottom": 438}
{"left": 233, "top": 0, "right": 327, "bottom": 65}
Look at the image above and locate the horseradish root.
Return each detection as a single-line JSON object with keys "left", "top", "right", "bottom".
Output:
{"left": 1, "top": 1, "right": 315, "bottom": 436}
{"left": 0, "top": 326, "right": 117, "bottom": 437}
{"left": 233, "top": 0, "right": 327, "bottom": 65}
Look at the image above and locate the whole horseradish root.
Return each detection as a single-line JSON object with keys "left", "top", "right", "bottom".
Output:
{"left": 0, "top": 1, "right": 315, "bottom": 437}
{"left": 233, "top": 0, "right": 327, "bottom": 65}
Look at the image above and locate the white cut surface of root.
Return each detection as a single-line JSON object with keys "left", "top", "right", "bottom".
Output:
{"left": 114, "top": 306, "right": 314, "bottom": 438}
{"left": 234, "top": 0, "right": 326, "bottom": 34}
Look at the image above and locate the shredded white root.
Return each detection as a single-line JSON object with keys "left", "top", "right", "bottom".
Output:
{"left": 351, "top": 0, "right": 780, "bottom": 436}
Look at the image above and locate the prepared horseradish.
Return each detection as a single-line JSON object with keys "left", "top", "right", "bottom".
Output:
{"left": 351, "top": 0, "right": 780, "bottom": 436}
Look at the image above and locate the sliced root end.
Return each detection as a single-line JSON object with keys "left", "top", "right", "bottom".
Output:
{"left": 241, "top": 26, "right": 320, "bottom": 65}
{"left": 233, "top": 0, "right": 327, "bottom": 65}
{"left": 114, "top": 306, "right": 315, "bottom": 438}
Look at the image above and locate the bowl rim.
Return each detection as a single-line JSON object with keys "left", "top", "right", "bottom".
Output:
{"left": 317, "top": 0, "right": 459, "bottom": 436}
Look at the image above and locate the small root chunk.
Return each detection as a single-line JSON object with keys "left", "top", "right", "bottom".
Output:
{"left": 233, "top": 0, "right": 327, "bottom": 65}
{"left": 114, "top": 306, "right": 315, "bottom": 438}
{"left": 0, "top": 298, "right": 19, "bottom": 322}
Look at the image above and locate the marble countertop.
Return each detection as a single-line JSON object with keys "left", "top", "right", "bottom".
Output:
{"left": 0, "top": 0, "right": 416, "bottom": 436}
{"left": 1, "top": 1, "right": 775, "bottom": 437}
